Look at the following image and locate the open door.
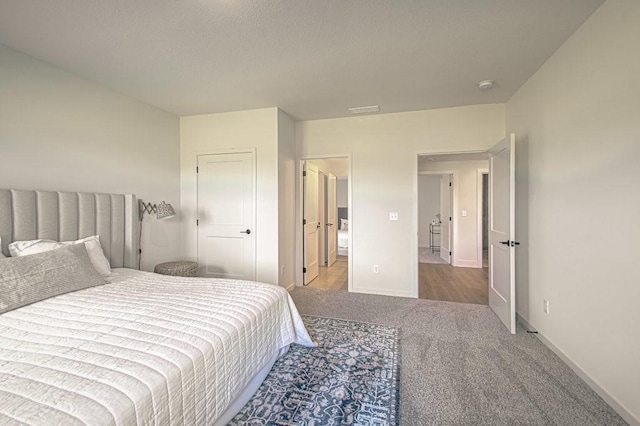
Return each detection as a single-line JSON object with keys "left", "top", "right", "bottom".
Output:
{"left": 440, "top": 175, "right": 452, "bottom": 263}
{"left": 304, "top": 162, "right": 320, "bottom": 284}
{"left": 489, "top": 133, "right": 517, "bottom": 334}
{"left": 327, "top": 174, "right": 337, "bottom": 266}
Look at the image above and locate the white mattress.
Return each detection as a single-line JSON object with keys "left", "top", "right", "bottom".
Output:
{"left": 338, "top": 229, "right": 349, "bottom": 256}
{"left": 0, "top": 268, "right": 313, "bottom": 425}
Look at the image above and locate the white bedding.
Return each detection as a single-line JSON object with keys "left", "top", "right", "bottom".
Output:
{"left": 338, "top": 229, "right": 349, "bottom": 256}
{"left": 0, "top": 268, "right": 313, "bottom": 425}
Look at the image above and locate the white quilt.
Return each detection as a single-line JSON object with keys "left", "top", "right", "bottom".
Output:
{"left": 0, "top": 269, "right": 313, "bottom": 425}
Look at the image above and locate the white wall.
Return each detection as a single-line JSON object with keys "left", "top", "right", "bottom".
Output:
{"left": 180, "top": 107, "right": 281, "bottom": 285}
{"left": 277, "top": 110, "right": 296, "bottom": 289}
{"left": 337, "top": 178, "right": 348, "bottom": 208}
{"left": 507, "top": 0, "right": 640, "bottom": 422}
{"left": 0, "top": 44, "right": 180, "bottom": 271}
{"left": 296, "top": 104, "right": 504, "bottom": 297}
{"left": 420, "top": 160, "right": 488, "bottom": 267}
{"left": 417, "top": 175, "right": 441, "bottom": 248}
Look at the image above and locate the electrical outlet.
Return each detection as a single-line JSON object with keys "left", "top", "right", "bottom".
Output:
{"left": 373, "top": 265, "right": 379, "bottom": 274}
{"left": 389, "top": 212, "right": 398, "bottom": 221}
{"left": 543, "top": 299, "right": 550, "bottom": 314}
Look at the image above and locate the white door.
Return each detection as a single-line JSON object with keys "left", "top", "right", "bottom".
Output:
{"left": 197, "top": 152, "right": 255, "bottom": 280}
{"left": 318, "top": 173, "right": 327, "bottom": 266}
{"left": 304, "top": 162, "right": 320, "bottom": 284}
{"left": 327, "top": 174, "right": 337, "bottom": 266}
{"left": 440, "top": 175, "right": 452, "bottom": 263}
{"left": 489, "top": 133, "right": 517, "bottom": 334}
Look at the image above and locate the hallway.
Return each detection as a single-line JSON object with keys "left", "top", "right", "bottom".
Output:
{"left": 419, "top": 263, "right": 488, "bottom": 305}
{"left": 306, "top": 256, "right": 348, "bottom": 291}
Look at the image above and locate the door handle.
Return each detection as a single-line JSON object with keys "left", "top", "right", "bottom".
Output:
{"left": 317, "top": 223, "right": 321, "bottom": 229}
{"left": 240, "top": 229, "right": 251, "bottom": 235}
{"left": 326, "top": 223, "right": 333, "bottom": 226}
{"left": 499, "top": 241, "right": 510, "bottom": 245}
{"left": 500, "top": 240, "right": 520, "bottom": 247}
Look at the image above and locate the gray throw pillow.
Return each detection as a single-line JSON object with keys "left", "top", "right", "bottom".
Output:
{"left": 0, "top": 243, "right": 107, "bottom": 314}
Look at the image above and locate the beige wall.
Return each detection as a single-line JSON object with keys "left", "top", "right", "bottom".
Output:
{"left": 277, "top": 110, "right": 296, "bottom": 289}
{"left": 180, "top": 107, "right": 282, "bottom": 285}
{"left": 507, "top": 0, "right": 640, "bottom": 422}
{"left": 0, "top": 44, "right": 181, "bottom": 271}
{"left": 296, "top": 104, "right": 505, "bottom": 297}
{"left": 420, "top": 160, "right": 488, "bottom": 267}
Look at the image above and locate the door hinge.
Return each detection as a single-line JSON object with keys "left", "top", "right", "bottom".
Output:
{"left": 449, "top": 251, "right": 452, "bottom": 256}
{"left": 449, "top": 217, "right": 452, "bottom": 221}
{"left": 449, "top": 182, "right": 452, "bottom": 187}
{"left": 196, "top": 219, "right": 199, "bottom": 226}
{"left": 303, "top": 267, "right": 307, "bottom": 273}
{"left": 196, "top": 166, "right": 199, "bottom": 173}
{"left": 303, "top": 219, "right": 307, "bottom": 225}
{"left": 303, "top": 171, "right": 307, "bottom": 177}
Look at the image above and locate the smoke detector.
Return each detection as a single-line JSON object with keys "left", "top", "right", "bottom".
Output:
{"left": 478, "top": 80, "right": 494, "bottom": 90}
{"left": 348, "top": 105, "right": 380, "bottom": 114}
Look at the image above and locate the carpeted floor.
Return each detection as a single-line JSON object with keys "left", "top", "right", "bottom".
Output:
{"left": 290, "top": 287, "right": 626, "bottom": 426}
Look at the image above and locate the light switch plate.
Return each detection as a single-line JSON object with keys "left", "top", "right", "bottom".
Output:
{"left": 462, "top": 210, "right": 467, "bottom": 217}
{"left": 389, "top": 212, "right": 398, "bottom": 221}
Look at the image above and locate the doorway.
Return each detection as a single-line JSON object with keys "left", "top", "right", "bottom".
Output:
{"left": 417, "top": 153, "right": 489, "bottom": 304}
{"left": 301, "top": 157, "right": 350, "bottom": 291}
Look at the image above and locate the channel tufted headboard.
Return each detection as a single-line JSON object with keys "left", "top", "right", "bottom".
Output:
{"left": 0, "top": 189, "right": 139, "bottom": 268}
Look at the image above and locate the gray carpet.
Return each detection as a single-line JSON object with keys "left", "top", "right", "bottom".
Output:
{"left": 290, "top": 287, "right": 626, "bottom": 426}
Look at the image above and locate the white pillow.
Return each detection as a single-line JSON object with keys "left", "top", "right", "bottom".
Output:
{"left": 340, "top": 218, "right": 349, "bottom": 231}
{"left": 0, "top": 236, "right": 5, "bottom": 258}
{"left": 8, "top": 235, "right": 112, "bottom": 277}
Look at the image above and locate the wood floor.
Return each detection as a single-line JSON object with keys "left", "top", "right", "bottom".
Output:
{"left": 306, "top": 256, "right": 348, "bottom": 291}
{"left": 419, "top": 262, "right": 488, "bottom": 305}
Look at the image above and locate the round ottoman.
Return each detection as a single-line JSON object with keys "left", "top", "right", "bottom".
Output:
{"left": 154, "top": 261, "right": 199, "bottom": 277}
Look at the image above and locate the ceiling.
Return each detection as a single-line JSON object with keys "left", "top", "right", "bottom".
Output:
{"left": 0, "top": 0, "right": 603, "bottom": 121}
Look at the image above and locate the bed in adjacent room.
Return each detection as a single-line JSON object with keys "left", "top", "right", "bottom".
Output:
{"left": 0, "top": 189, "right": 313, "bottom": 425}
{"left": 337, "top": 207, "right": 349, "bottom": 257}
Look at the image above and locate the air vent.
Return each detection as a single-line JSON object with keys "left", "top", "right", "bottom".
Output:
{"left": 348, "top": 105, "right": 379, "bottom": 114}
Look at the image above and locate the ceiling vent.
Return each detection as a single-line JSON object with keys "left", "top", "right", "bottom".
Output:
{"left": 348, "top": 105, "right": 379, "bottom": 114}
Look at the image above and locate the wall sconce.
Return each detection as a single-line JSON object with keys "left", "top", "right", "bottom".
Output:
{"left": 139, "top": 200, "right": 176, "bottom": 220}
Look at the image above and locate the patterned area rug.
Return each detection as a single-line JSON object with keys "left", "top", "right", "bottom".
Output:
{"left": 231, "top": 316, "right": 400, "bottom": 425}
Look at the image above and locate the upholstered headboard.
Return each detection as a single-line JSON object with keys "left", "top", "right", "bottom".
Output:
{"left": 0, "top": 189, "right": 139, "bottom": 268}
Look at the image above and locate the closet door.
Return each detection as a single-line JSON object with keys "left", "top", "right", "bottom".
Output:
{"left": 197, "top": 152, "right": 255, "bottom": 280}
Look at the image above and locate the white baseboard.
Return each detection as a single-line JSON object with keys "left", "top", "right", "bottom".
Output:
{"left": 350, "top": 286, "right": 414, "bottom": 299}
{"left": 516, "top": 313, "right": 639, "bottom": 426}
{"left": 452, "top": 259, "right": 482, "bottom": 268}
{"left": 285, "top": 282, "right": 295, "bottom": 292}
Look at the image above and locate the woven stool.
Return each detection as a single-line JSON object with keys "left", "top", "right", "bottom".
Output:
{"left": 154, "top": 261, "right": 199, "bottom": 277}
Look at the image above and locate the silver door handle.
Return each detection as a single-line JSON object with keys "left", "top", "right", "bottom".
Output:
{"left": 240, "top": 229, "right": 251, "bottom": 235}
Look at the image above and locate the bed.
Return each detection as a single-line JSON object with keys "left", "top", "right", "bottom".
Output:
{"left": 0, "top": 189, "right": 313, "bottom": 425}
{"left": 337, "top": 208, "right": 349, "bottom": 257}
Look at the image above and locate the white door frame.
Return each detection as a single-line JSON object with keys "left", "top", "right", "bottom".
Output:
{"left": 417, "top": 170, "right": 457, "bottom": 265}
{"left": 413, "top": 150, "right": 488, "bottom": 298}
{"left": 477, "top": 168, "right": 489, "bottom": 268}
{"left": 296, "top": 154, "right": 352, "bottom": 291}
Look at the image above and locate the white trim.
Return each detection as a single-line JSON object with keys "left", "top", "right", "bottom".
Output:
{"left": 477, "top": 168, "right": 489, "bottom": 269}
{"left": 350, "top": 287, "right": 414, "bottom": 299}
{"left": 285, "top": 282, "right": 295, "bottom": 292}
{"left": 516, "top": 314, "right": 640, "bottom": 426}
{"left": 296, "top": 154, "right": 352, "bottom": 292}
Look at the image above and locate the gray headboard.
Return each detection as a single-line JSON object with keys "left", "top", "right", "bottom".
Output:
{"left": 0, "top": 189, "right": 138, "bottom": 268}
